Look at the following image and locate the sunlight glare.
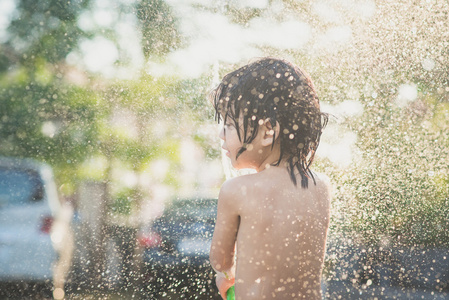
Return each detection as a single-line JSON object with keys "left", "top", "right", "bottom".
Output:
{"left": 396, "top": 84, "right": 418, "bottom": 108}
{"left": 0, "top": 0, "right": 16, "bottom": 42}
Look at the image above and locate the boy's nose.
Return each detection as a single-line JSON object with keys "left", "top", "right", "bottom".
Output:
{"left": 219, "top": 127, "right": 225, "bottom": 140}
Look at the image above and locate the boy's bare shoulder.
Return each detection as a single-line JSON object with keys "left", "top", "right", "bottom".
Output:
{"left": 313, "top": 171, "right": 332, "bottom": 193}
{"left": 220, "top": 170, "right": 331, "bottom": 202}
{"left": 219, "top": 173, "right": 260, "bottom": 198}
{"left": 217, "top": 175, "right": 257, "bottom": 213}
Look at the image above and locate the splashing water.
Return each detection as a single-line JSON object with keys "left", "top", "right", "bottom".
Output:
{"left": 1, "top": 0, "right": 448, "bottom": 298}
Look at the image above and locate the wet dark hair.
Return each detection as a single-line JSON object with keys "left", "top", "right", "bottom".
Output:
{"left": 211, "top": 57, "right": 328, "bottom": 188}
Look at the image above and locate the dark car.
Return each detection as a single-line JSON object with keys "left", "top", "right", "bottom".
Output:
{"left": 139, "top": 198, "right": 220, "bottom": 299}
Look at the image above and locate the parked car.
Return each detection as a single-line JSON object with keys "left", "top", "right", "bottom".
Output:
{"left": 139, "top": 197, "right": 220, "bottom": 299}
{"left": 0, "top": 157, "right": 67, "bottom": 296}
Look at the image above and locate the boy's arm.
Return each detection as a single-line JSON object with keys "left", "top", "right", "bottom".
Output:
{"left": 210, "top": 180, "right": 240, "bottom": 293}
{"left": 215, "top": 270, "right": 235, "bottom": 299}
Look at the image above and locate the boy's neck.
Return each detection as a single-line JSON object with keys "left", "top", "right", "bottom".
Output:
{"left": 255, "top": 147, "right": 286, "bottom": 172}
{"left": 257, "top": 160, "right": 288, "bottom": 172}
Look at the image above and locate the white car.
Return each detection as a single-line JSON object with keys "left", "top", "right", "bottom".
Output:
{"left": 0, "top": 157, "right": 62, "bottom": 283}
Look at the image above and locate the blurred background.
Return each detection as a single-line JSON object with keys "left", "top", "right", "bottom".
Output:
{"left": 0, "top": 0, "right": 448, "bottom": 299}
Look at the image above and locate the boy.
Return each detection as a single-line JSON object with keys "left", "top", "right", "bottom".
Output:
{"left": 209, "top": 58, "right": 331, "bottom": 300}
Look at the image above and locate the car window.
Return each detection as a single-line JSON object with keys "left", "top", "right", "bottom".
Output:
{"left": 153, "top": 199, "right": 217, "bottom": 234}
{"left": 0, "top": 167, "right": 44, "bottom": 207}
{"left": 165, "top": 200, "right": 217, "bottom": 221}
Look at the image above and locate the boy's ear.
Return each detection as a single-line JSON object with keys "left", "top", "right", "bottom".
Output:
{"left": 260, "top": 119, "right": 280, "bottom": 147}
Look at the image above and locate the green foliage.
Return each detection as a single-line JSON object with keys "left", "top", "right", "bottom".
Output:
{"left": 109, "top": 188, "right": 134, "bottom": 215}
{"left": 6, "top": 0, "right": 91, "bottom": 69}
{"left": 0, "top": 81, "right": 103, "bottom": 164}
{"left": 1, "top": 0, "right": 447, "bottom": 236}
{"left": 136, "top": 0, "right": 182, "bottom": 57}
{"left": 334, "top": 97, "right": 449, "bottom": 247}
{"left": 193, "top": 133, "right": 221, "bottom": 160}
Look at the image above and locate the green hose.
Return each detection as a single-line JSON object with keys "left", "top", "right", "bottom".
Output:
{"left": 226, "top": 286, "right": 235, "bottom": 300}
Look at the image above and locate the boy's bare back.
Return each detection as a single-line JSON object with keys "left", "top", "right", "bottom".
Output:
{"left": 211, "top": 167, "right": 330, "bottom": 299}
{"left": 209, "top": 57, "right": 330, "bottom": 299}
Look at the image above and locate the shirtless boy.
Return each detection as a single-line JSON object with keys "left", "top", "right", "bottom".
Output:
{"left": 209, "top": 58, "right": 331, "bottom": 300}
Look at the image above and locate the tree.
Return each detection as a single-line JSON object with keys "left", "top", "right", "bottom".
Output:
{"left": 3, "top": 0, "right": 91, "bottom": 72}
{"left": 0, "top": 80, "right": 104, "bottom": 182}
{"left": 135, "top": 0, "right": 182, "bottom": 57}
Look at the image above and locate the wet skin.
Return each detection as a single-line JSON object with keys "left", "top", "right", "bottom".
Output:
{"left": 210, "top": 120, "right": 331, "bottom": 299}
